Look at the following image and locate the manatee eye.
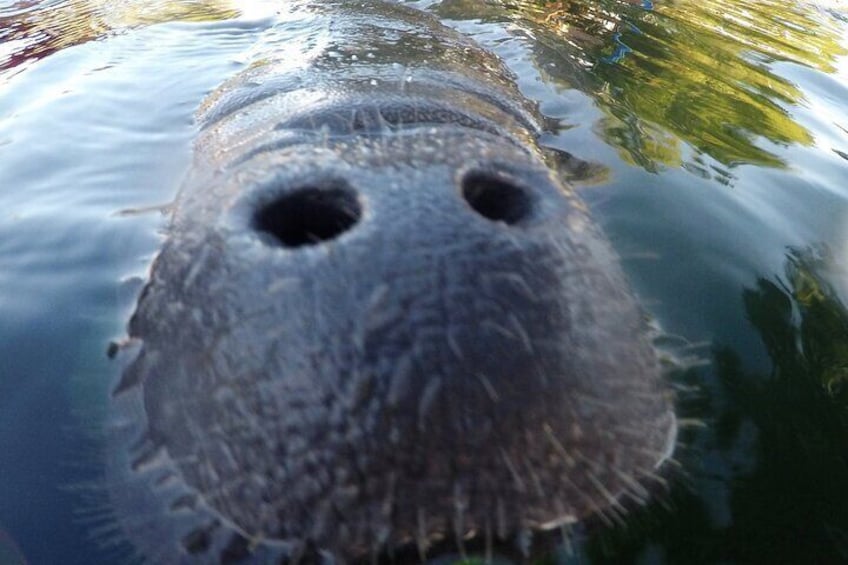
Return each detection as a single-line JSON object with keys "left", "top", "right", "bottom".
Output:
{"left": 461, "top": 171, "right": 533, "bottom": 225}
{"left": 253, "top": 185, "right": 362, "bottom": 247}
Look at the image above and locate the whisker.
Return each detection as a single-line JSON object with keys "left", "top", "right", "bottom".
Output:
{"left": 612, "top": 466, "right": 650, "bottom": 504}
{"left": 475, "top": 371, "right": 500, "bottom": 402}
{"left": 560, "top": 522, "right": 574, "bottom": 557}
{"left": 453, "top": 482, "right": 468, "bottom": 559}
{"left": 499, "top": 448, "right": 527, "bottom": 492}
{"left": 496, "top": 496, "right": 508, "bottom": 540}
{"left": 484, "top": 518, "right": 493, "bottom": 564}
{"left": 540, "top": 424, "right": 613, "bottom": 526}
{"left": 416, "top": 508, "right": 429, "bottom": 563}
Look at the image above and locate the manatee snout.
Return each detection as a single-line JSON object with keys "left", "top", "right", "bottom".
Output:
{"left": 112, "top": 2, "right": 675, "bottom": 560}
{"left": 117, "top": 123, "right": 674, "bottom": 559}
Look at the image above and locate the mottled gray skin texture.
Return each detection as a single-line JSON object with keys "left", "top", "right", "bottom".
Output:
{"left": 110, "top": 1, "right": 675, "bottom": 563}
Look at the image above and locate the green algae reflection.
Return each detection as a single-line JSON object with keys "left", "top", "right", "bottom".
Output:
{"left": 438, "top": 0, "right": 847, "bottom": 171}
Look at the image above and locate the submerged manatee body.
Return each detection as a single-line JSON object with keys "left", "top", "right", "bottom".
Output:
{"left": 109, "top": 1, "right": 676, "bottom": 562}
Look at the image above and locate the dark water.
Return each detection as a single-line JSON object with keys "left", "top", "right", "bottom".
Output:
{"left": 1, "top": 0, "right": 847, "bottom": 563}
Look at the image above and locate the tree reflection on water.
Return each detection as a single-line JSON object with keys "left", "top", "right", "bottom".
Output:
{"left": 573, "top": 245, "right": 848, "bottom": 563}
{"left": 436, "top": 0, "right": 847, "bottom": 172}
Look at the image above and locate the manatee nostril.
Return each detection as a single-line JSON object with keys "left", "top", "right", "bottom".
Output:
{"left": 461, "top": 171, "right": 533, "bottom": 225}
{"left": 253, "top": 185, "right": 361, "bottom": 247}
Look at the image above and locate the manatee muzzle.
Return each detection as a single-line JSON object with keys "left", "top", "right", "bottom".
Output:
{"left": 118, "top": 88, "right": 675, "bottom": 560}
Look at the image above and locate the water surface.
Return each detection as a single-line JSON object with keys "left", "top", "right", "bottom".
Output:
{"left": 1, "top": 0, "right": 847, "bottom": 562}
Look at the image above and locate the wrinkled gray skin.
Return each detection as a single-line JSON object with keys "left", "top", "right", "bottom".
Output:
{"left": 109, "top": 1, "right": 675, "bottom": 563}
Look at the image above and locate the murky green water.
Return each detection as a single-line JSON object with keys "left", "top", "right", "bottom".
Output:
{"left": 1, "top": 0, "right": 847, "bottom": 563}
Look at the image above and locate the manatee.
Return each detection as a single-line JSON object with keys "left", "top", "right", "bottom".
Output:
{"left": 107, "top": 1, "right": 676, "bottom": 563}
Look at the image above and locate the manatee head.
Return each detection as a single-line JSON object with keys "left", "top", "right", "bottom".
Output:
{"left": 109, "top": 3, "right": 675, "bottom": 561}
